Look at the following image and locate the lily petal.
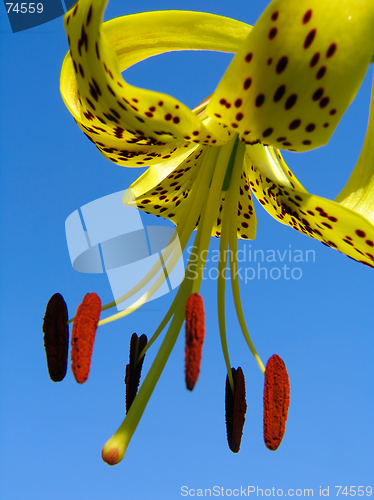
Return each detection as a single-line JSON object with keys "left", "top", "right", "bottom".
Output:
{"left": 246, "top": 142, "right": 374, "bottom": 268}
{"left": 207, "top": 0, "right": 374, "bottom": 152}
{"left": 60, "top": 0, "right": 251, "bottom": 166}
{"left": 335, "top": 72, "right": 374, "bottom": 222}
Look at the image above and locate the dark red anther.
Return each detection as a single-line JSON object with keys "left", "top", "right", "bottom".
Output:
{"left": 263, "top": 354, "right": 290, "bottom": 450}
{"left": 71, "top": 293, "right": 101, "bottom": 384}
{"left": 185, "top": 293, "right": 205, "bottom": 391}
{"left": 225, "top": 367, "right": 247, "bottom": 453}
{"left": 43, "top": 293, "right": 69, "bottom": 382}
{"left": 125, "top": 333, "right": 148, "bottom": 413}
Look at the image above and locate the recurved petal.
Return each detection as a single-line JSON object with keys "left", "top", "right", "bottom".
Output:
{"left": 60, "top": 1, "right": 250, "bottom": 166}
{"left": 207, "top": 0, "right": 374, "bottom": 152}
{"left": 335, "top": 75, "right": 374, "bottom": 222}
{"left": 246, "top": 144, "right": 374, "bottom": 268}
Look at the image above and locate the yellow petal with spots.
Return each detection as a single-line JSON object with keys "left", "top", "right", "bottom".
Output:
{"left": 125, "top": 145, "right": 205, "bottom": 224}
{"left": 246, "top": 143, "right": 374, "bottom": 268}
{"left": 207, "top": 0, "right": 374, "bottom": 152}
{"left": 60, "top": 0, "right": 251, "bottom": 166}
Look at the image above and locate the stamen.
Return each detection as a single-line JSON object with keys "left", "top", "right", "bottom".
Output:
{"left": 71, "top": 293, "right": 101, "bottom": 384}
{"left": 263, "top": 354, "right": 290, "bottom": 451}
{"left": 42, "top": 293, "right": 69, "bottom": 382}
{"left": 185, "top": 293, "right": 205, "bottom": 391}
{"left": 125, "top": 333, "right": 148, "bottom": 412}
{"left": 225, "top": 367, "right": 247, "bottom": 453}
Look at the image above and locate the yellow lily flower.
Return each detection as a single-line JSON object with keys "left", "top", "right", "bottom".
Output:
{"left": 58, "top": 0, "right": 374, "bottom": 464}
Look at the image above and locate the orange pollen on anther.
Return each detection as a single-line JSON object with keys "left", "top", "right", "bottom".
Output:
{"left": 71, "top": 292, "right": 101, "bottom": 384}
{"left": 263, "top": 354, "right": 290, "bottom": 451}
{"left": 185, "top": 293, "right": 205, "bottom": 391}
{"left": 125, "top": 333, "right": 148, "bottom": 413}
{"left": 42, "top": 293, "right": 69, "bottom": 382}
{"left": 225, "top": 367, "right": 247, "bottom": 453}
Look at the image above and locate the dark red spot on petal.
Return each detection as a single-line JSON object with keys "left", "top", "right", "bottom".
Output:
{"left": 310, "top": 52, "right": 320, "bottom": 67}
{"left": 263, "top": 127, "right": 273, "bottom": 138}
{"left": 304, "top": 29, "right": 316, "bottom": 49}
{"left": 255, "top": 94, "right": 265, "bottom": 107}
{"left": 268, "top": 27, "right": 277, "bottom": 39}
{"left": 312, "top": 88, "right": 324, "bottom": 101}
{"left": 285, "top": 94, "right": 297, "bottom": 110}
{"left": 326, "top": 43, "right": 337, "bottom": 58}
{"left": 289, "top": 119, "right": 301, "bottom": 130}
{"left": 244, "top": 78, "right": 252, "bottom": 90}
{"left": 271, "top": 11, "right": 279, "bottom": 21}
{"left": 274, "top": 85, "right": 286, "bottom": 102}
{"left": 316, "top": 66, "right": 327, "bottom": 79}
{"left": 319, "top": 97, "right": 329, "bottom": 108}
{"left": 276, "top": 56, "right": 288, "bottom": 74}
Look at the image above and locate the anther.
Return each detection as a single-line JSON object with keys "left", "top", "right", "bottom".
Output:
{"left": 43, "top": 293, "right": 69, "bottom": 382}
{"left": 225, "top": 367, "right": 247, "bottom": 453}
{"left": 125, "top": 333, "right": 148, "bottom": 412}
{"left": 71, "top": 293, "right": 101, "bottom": 383}
{"left": 185, "top": 293, "right": 205, "bottom": 391}
{"left": 263, "top": 354, "right": 290, "bottom": 450}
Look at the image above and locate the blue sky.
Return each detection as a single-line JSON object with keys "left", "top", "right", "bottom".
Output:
{"left": 0, "top": 1, "right": 373, "bottom": 499}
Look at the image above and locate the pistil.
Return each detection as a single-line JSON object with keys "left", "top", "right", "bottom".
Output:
{"left": 101, "top": 138, "right": 238, "bottom": 464}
